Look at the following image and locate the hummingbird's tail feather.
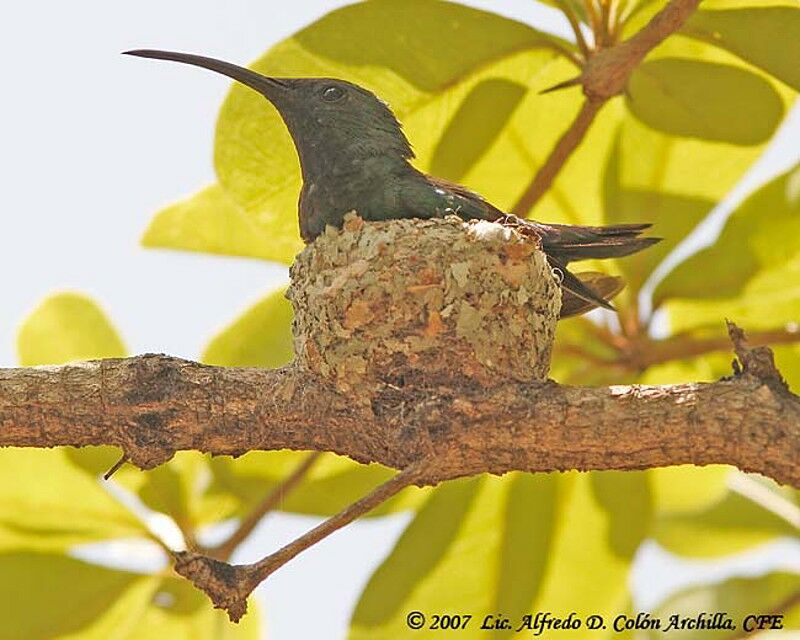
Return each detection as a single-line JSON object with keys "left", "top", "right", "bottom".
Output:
{"left": 558, "top": 272, "right": 625, "bottom": 318}
{"left": 536, "top": 221, "right": 661, "bottom": 263}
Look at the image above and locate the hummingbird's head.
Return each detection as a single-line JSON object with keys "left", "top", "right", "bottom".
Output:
{"left": 124, "top": 50, "right": 414, "bottom": 177}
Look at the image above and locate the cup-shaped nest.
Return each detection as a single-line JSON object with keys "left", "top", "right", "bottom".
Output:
{"left": 288, "top": 214, "right": 561, "bottom": 394}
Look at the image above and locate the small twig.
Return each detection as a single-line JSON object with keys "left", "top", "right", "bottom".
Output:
{"left": 103, "top": 453, "right": 128, "bottom": 480}
{"left": 173, "top": 459, "right": 429, "bottom": 621}
{"left": 584, "top": 0, "right": 603, "bottom": 46}
{"left": 204, "top": 451, "right": 323, "bottom": 561}
{"left": 626, "top": 324, "right": 800, "bottom": 369}
{"left": 555, "top": 0, "right": 591, "bottom": 57}
{"left": 250, "top": 459, "right": 426, "bottom": 581}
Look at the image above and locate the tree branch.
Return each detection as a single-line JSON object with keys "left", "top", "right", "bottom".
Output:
{"left": 512, "top": 0, "right": 701, "bottom": 216}
{"left": 1, "top": 327, "right": 797, "bottom": 489}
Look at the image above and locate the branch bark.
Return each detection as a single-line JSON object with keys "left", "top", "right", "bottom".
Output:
{"left": 1, "top": 327, "right": 797, "bottom": 488}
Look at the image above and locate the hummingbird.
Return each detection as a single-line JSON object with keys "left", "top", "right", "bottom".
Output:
{"left": 125, "top": 50, "right": 659, "bottom": 317}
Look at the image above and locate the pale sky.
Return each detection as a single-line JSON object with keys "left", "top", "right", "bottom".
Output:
{"left": 1, "top": 2, "right": 798, "bottom": 639}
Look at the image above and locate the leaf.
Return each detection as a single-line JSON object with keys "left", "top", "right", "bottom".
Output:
{"left": 429, "top": 78, "right": 528, "bottom": 182}
{"left": 627, "top": 59, "right": 784, "bottom": 145}
{"left": 126, "top": 578, "right": 261, "bottom": 639}
{"left": 4, "top": 294, "right": 144, "bottom": 550}
{"left": 649, "top": 466, "right": 732, "bottom": 515}
{"left": 203, "top": 287, "right": 294, "bottom": 367}
{"left": 142, "top": 184, "right": 289, "bottom": 261}
{"left": 602, "top": 128, "right": 716, "bottom": 292}
{"left": 350, "top": 472, "right": 652, "bottom": 639}
{"left": 654, "top": 489, "right": 797, "bottom": 557}
{"left": 0, "top": 552, "right": 144, "bottom": 639}
{"left": 0, "top": 449, "right": 146, "bottom": 552}
{"left": 17, "top": 292, "right": 126, "bottom": 366}
{"left": 0, "top": 553, "right": 260, "bottom": 639}
{"left": 648, "top": 573, "right": 800, "bottom": 640}
{"left": 683, "top": 7, "right": 800, "bottom": 91}
{"left": 655, "top": 163, "right": 800, "bottom": 305}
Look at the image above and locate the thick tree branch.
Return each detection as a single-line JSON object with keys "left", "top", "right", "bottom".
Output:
{"left": 0, "top": 330, "right": 797, "bottom": 488}
{"left": 513, "top": 0, "right": 701, "bottom": 215}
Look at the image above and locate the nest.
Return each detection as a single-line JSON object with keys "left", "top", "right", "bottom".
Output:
{"left": 287, "top": 214, "right": 561, "bottom": 394}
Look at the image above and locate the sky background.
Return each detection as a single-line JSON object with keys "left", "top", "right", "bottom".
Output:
{"left": 1, "top": 1, "right": 799, "bottom": 638}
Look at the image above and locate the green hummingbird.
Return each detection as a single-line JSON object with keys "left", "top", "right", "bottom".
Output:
{"left": 126, "top": 50, "right": 659, "bottom": 317}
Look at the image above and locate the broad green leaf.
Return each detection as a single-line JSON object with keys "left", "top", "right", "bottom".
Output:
{"left": 602, "top": 128, "right": 716, "bottom": 292}
{"left": 654, "top": 489, "right": 797, "bottom": 557}
{"left": 648, "top": 573, "right": 800, "bottom": 640}
{"left": 0, "top": 449, "right": 146, "bottom": 552}
{"left": 0, "top": 552, "right": 144, "bottom": 639}
{"left": 0, "top": 553, "right": 259, "bottom": 639}
{"left": 429, "top": 78, "right": 528, "bottom": 182}
{"left": 683, "top": 7, "right": 800, "bottom": 91}
{"left": 655, "top": 163, "right": 800, "bottom": 305}
{"left": 203, "top": 287, "right": 294, "bottom": 367}
{"left": 627, "top": 59, "right": 783, "bottom": 145}
{"left": 350, "top": 472, "right": 652, "bottom": 639}
{"left": 649, "top": 466, "right": 732, "bottom": 515}
{"left": 595, "top": 35, "right": 793, "bottom": 294}
{"left": 17, "top": 292, "right": 126, "bottom": 366}
{"left": 142, "top": 184, "right": 287, "bottom": 261}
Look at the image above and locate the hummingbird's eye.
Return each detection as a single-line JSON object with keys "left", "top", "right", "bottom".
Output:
{"left": 321, "top": 85, "right": 346, "bottom": 102}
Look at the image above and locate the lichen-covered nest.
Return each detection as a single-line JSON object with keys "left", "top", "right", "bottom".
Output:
{"left": 287, "top": 214, "right": 561, "bottom": 393}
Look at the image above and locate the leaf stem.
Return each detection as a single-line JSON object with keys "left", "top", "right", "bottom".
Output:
{"left": 555, "top": 0, "right": 592, "bottom": 58}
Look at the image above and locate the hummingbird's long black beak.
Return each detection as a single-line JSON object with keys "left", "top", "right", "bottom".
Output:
{"left": 123, "top": 49, "right": 288, "bottom": 99}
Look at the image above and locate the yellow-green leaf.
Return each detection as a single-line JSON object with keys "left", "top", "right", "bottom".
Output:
{"left": 648, "top": 573, "right": 800, "bottom": 640}
{"left": 142, "top": 183, "right": 293, "bottom": 261}
{"left": 0, "top": 449, "right": 146, "bottom": 552}
{"left": 0, "top": 552, "right": 144, "bottom": 639}
{"left": 684, "top": 7, "right": 800, "bottom": 91}
{"left": 17, "top": 292, "right": 126, "bottom": 366}
{"left": 654, "top": 489, "right": 797, "bottom": 557}
{"left": 429, "top": 78, "right": 528, "bottom": 182}
{"left": 126, "top": 578, "right": 261, "bottom": 640}
{"left": 350, "top": 472, "right": 651, "bottom": 639}
{"left": 5, "top": 294, "right": 144, "bottom": 550}
{"left": 0, "top": 554, "right": 260, "bottom": 640}
{"left": 627, "top": 59, "right": 784, "bottom": 145}
{"left": 203, "top": 287, "right": 293, "bottom": 367}
{"left": 655, "top": 163, "right": 800, "bottom": 305}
